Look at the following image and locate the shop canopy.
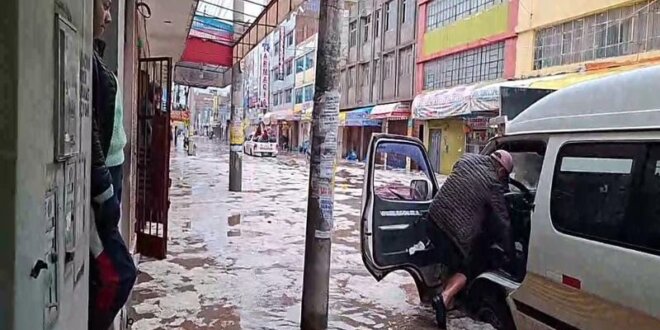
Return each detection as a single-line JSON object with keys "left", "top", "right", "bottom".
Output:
{"left": 412, "top": 83, "right": 494, "bottom": 120}
{"left": 342, "top": 107, "right": 382, "bottom": 127}
{"left": 370, "top": 103, "right": 411, "bottom": 121}
{"left": 412, "top": 61, "right": 660, "bottom": 121}
{"left": 263, "top": 109, "right": 298, "bottom": 124}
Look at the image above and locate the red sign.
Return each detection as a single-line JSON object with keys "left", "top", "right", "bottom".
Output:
{"left": 261, "top": 50, "right": 269, "bottom": 108}
{"left": 279, "top": 27, "right": 285, "bottom": 78}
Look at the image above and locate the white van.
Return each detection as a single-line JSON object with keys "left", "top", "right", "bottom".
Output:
{"left": 359, "top": 66, "right": 660, "bottom": 329}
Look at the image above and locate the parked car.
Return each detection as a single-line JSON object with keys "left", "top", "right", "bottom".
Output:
{"left": 243, "top": 134, "right": 278, "bottom": 157}
{"left": 359, "top": 66, "right": 660, "bottom": 330}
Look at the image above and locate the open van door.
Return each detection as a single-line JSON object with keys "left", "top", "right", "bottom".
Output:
{"left": 360, "top": 134, "right": 444, "bottom": 290}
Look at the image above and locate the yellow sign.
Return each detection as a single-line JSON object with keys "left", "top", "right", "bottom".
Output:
{"left": 230, "top": 125, "right": 244, "bottom": 145}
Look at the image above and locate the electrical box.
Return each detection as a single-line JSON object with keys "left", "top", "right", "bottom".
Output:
{"left": 55, "top": 14, "right": 80, "bottom": 161}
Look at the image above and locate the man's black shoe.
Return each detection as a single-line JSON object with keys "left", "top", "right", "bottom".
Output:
{"left": 432, "top": 295, "right": 447, "bottom": 329}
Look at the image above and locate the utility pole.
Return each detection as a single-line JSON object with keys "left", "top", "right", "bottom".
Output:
{"left": 300, "top": 0, "right": 343, "bottom": 327}
{"left": 228, "top": 0, "right": 244, "bottom": 192}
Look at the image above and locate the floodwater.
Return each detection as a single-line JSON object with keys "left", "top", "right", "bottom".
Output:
{"left": 129, "top": 138, "right": 493, "bottom": 330}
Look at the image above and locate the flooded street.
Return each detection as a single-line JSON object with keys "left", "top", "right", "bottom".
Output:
{"left": 130, "top": 138, "right": 493, "bottom": 330}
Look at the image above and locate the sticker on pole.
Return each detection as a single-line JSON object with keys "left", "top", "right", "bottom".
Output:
{"left": 230, "top": 123, "right": 244, "bottom": 145}
{"left": 319, "top": 196, "right": 334, "bottom": 229}
{"left": 314, "top": 230, "right": 331, "bottom": 239}
{"left": 319, "top": 91, "right": 340, "bottom": 134}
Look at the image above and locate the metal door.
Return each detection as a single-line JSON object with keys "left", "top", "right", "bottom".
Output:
{"left": 135, "top": 57, "right": 172, "bottom": 259}
{"left": 429, "top": 129, "right": 442, "bottom": 173}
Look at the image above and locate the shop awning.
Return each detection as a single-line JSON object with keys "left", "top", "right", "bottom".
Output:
{"left": 370, "top": 103, "right": 411, "bottom": 121}
{"left": 412, "top": 82, "right": 495, "bottom": 120}
{"left": 342, "top": 107, "right": 381, "bottom": 127}
{"left": 263, "top": 109, "right": 298, "bottom": 124}
{"left": 528, "top": 60, "right": 660, "bottom": 89}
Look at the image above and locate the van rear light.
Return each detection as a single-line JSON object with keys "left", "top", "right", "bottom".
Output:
{"left": 561, "top": 274, "right": 581, "bottom": 290}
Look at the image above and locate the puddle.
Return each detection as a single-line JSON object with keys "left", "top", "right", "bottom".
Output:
{"left": 228, "top": 214, "right": 241, "bottom": 227}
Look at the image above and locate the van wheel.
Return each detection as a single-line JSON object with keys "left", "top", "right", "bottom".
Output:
{"left": 470, "top": 287, "right": 515, "bottom": 330}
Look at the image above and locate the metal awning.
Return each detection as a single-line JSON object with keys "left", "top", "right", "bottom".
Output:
{"left": 232, "top": 0, "right": 307, "bottom": 65}
{"left": 342, "top": 107, "right": 381, "bottom": 127}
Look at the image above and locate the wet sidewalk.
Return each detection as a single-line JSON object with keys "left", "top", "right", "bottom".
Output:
{"left": 129, "top": 138, "right": 492, "bottom": 330}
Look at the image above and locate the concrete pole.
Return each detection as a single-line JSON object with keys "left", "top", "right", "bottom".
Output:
{"left": 229, "top": 62, "right": 243, "bottom": 192}
{"left": 229, "top": 0, "right": 244, "bottom": 191}
{"left": 300, "top": 0, "right": 344, "bottom": 327}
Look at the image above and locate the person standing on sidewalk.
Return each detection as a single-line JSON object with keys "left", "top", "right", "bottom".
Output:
{"left": 88, "top": 0, "right": 137, "bottom": 328}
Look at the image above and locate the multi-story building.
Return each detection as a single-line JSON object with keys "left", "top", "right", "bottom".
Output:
{"left": 338, "top": 0, "right": 418, "bottom": 160}
{"left": 264, "top": 1, "right": 319, "bottom": 151}
{"left": 516, "top": 0, "right": 660, "bottom": 79}
{"left": 413, "top": 0, "right": 519, "bottom": 174}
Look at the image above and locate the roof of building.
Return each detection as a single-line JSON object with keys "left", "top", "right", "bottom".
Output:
{"left": 506, "top": 65, "right": 660, "bottom": 136}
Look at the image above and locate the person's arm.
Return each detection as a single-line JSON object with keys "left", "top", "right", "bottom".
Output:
{"left": 489, "top": 184, "right": 515, "bottom": 262}
{"left": 90, "top": 54, "right": 120, "bottom": 234}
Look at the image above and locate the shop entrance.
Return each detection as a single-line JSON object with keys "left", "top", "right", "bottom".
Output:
{"left": 429, "top": 129, "right": 442, "bottom": 173}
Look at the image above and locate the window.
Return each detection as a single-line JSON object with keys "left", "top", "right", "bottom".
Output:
{"left": 285, "top": 59, "right": 293, "bottom": 76}
{"left": 273, "top": 41, "right": 280, "bottom": 57}
{"left": 303, "top": 84, "right": 314, "bottom": 102}
{"left": 295, "top": 87, "right": 304, "bottom": 104}
{"left": 401, "top": 0, "right": 407, "bottom": 23}
{"left": 374, "top": 141, "right": 436, "bottom": 201}
{"left": 349, "top": 21, "right": 358, "bottom": 47}
{"left": 399, "top": 46, "right": 413, "bottom": 76}
{"left": 423, "top": 41, "right": 505, "bottom": 90}
{"left": 534, "top": 1, "right": 660, "bottom": 69}
{"left": 296, "top": 57, "right": 306, "bottom": 73}
{"left": 374, "top": 10, "right": 381, "bottom": 38}
{"left": 360, "top": 63, "right": 370, "bottom": 86}
{"left": 551, "top": 142, "right": 660, "bottom": 255}
{"left": 373, "top": 59, "right": 380, "bottom": 87}
{"left": 383, "top": 53, "right": 395, "bottom": 79}
{"left": 284, "top": 88, "right": 292, "bottom": 103}
{"left": 348, "top": 66, "right": 356, "bottom": 87}
{"left": 273, "top": 92, "right": 279, "bottom": 106}
{"left": 286, "top": 31, "right": 294, "bottom": 46}
{"left": 271, "top": 68, "right": 279, "bottom": 81}
{"left": 362, "top": 15, "right": 371, "bottom": 43}
{"left": 384, "top": 1, "right": 393, "bottom": 31}
{"left": 426, "top": 0, "right": 504, "bottom": 32}
{"left": 305, "top": 52, "right": 315, "bottom": 70}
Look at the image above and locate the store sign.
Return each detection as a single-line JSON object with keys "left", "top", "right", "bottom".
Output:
{"left": 261, "top": 44, "right": 270, "bottom": 108}
{"left": 467, "top": 117, "right": 490, "bottom": 130}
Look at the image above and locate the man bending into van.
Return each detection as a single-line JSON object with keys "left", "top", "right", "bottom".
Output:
{"left": 427, "top": 150, "right": 515, "bottom": 329}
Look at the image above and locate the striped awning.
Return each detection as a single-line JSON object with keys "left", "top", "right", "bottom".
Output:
{"left": 370, "top": 102, "right": 411, "bottom": 121}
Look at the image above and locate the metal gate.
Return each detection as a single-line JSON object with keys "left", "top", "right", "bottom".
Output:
{"left": 429, "top": 129, "right": 442, "bottom": 173}
{"left": 135, "top": 57, "right": 172, "bottom": 259}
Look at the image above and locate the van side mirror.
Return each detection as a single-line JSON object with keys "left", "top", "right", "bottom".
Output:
{"left": 411, "top": 179, "right": 432, "bottom": 200}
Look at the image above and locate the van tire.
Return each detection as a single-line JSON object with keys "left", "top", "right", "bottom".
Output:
{"left": 469, "top": 285, "right": 515, "bottom": 330}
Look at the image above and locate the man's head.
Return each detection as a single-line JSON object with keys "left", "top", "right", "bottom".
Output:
{"left": 94, "top": 0, "right": 113, "bottom": 39}
{"left": 490, "top": 150, "right": 513, "bottom": 179}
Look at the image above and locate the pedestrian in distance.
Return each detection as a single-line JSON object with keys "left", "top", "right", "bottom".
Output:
{"left": 426, "top": 150, "right": 515, "bottom": 329}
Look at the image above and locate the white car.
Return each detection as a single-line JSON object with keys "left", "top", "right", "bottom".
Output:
{"left": 243, "top": 134, "right": 278, "bottom": 157}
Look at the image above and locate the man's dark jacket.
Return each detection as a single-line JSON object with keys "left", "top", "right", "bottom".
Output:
{"left": 428, "top": 153, "right": 514, "bottom": 260}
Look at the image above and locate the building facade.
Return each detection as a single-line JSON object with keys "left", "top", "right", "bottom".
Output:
{"left": 413, "top": 0, "right": 519, "bottom": 174}
{"left": 516, "top": 0, "right": 660, "bottom": 78}
{"left": 259, "top": 1, "right": 319, "bottom": 151}
{"left": 338, "top": 0, "right": 418, "bottom": 160}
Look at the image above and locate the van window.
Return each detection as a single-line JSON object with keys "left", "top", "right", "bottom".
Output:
{"left": 373, "top": 141, "right": 435, "bottom": 202}
{"left": 510, "top": 151, "right": 544, "bottom": 188}
{"left": 551, "top": 142, "right": 660, "bottom": 255}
